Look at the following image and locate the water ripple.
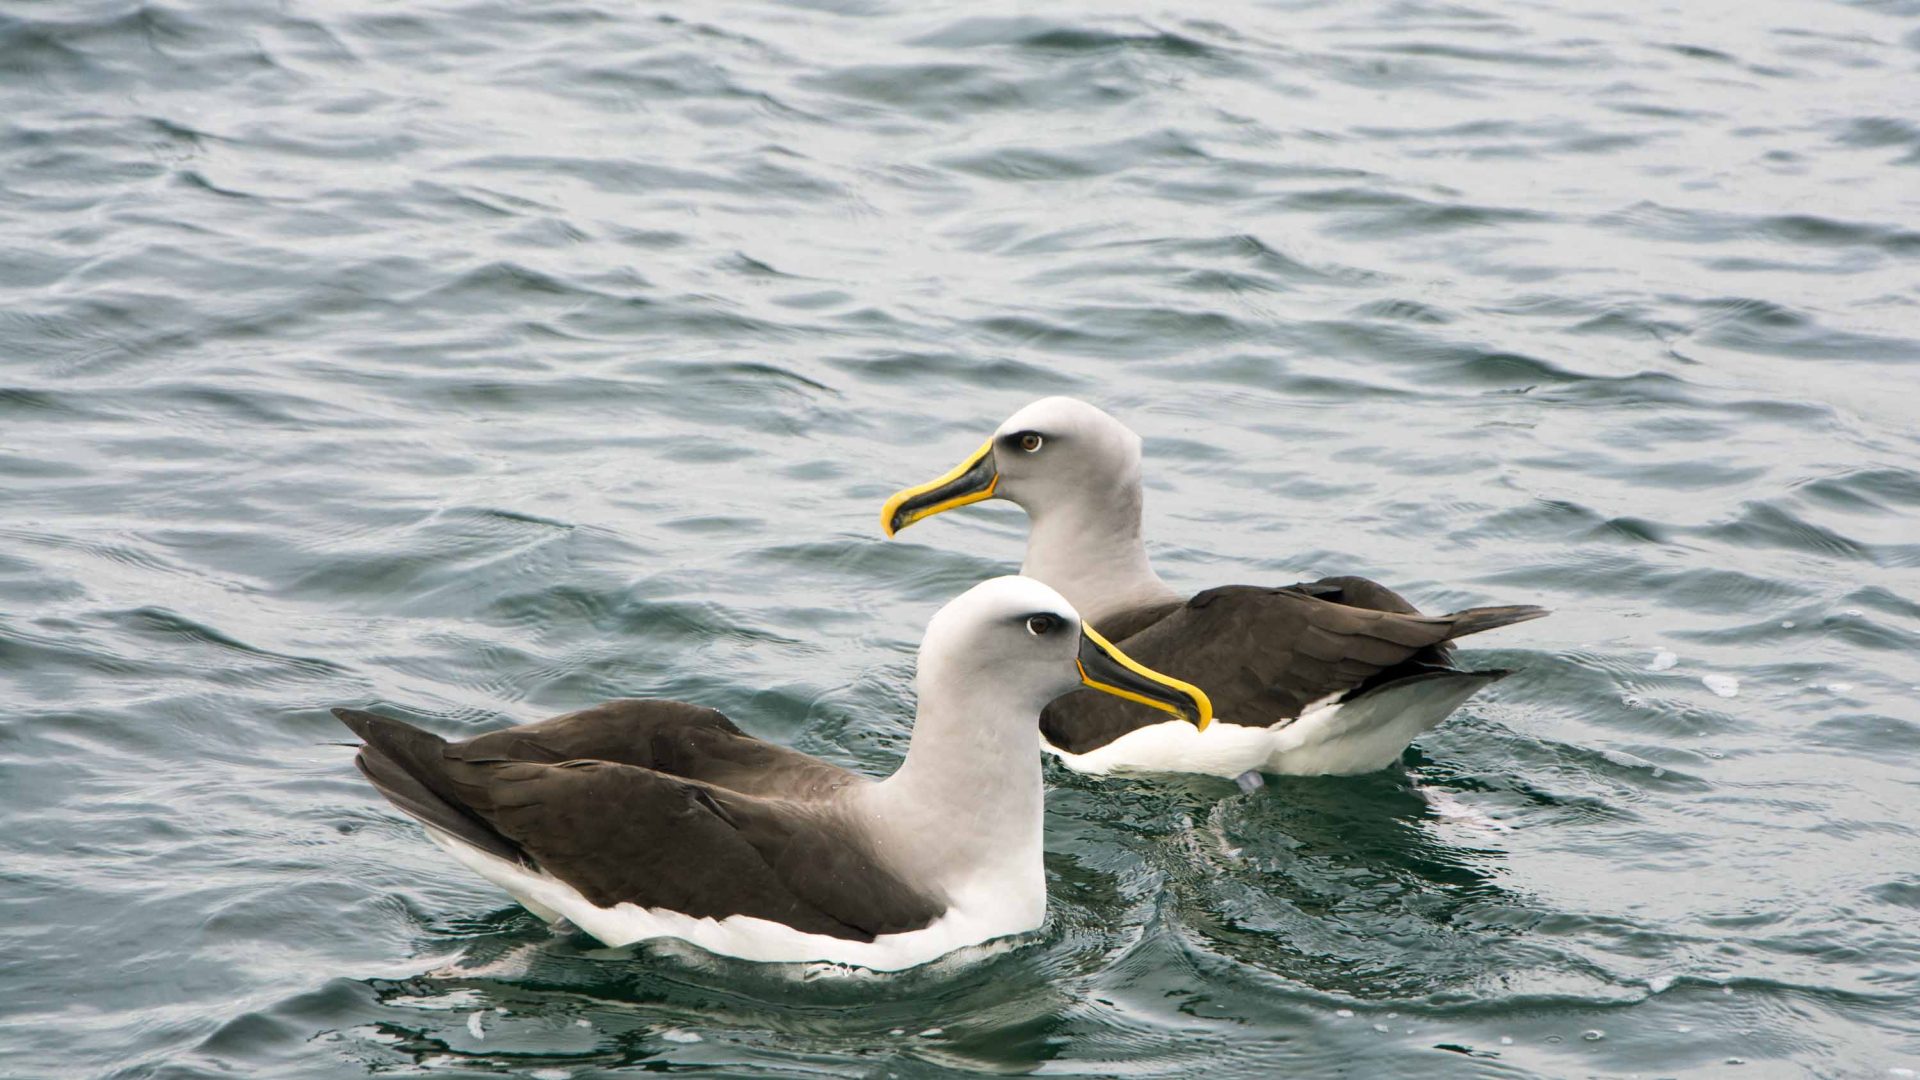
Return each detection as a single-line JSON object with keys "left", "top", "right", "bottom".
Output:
{"left": 5, "top": 0, "right": 1920, "bottom": 1074}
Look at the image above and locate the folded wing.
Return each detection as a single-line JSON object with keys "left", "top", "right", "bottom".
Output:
{"left": 1041, "top": 582, "right": 1546, "bottom": 754}
{"left": 337, "top": 704, "right": 943, "bottom": 942}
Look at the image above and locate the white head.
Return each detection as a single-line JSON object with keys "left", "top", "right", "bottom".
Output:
{"left": 984, "top": 397, "right": 1144, "bottom": 521}
{"left": 881, "top": 399, "right": 1176, "bottom": 625}
{"left": 881, "top": 397, "right": 1144, "bottom": 537}
{"left": 879, "top": 575, "right": 1207, "bottom": 898}
{"left": 912, "top": 574, "right": 1209, "bottom": 730}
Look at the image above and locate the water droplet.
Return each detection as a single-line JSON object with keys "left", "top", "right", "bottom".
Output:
{"left": 1546, "top": 1035, "right": 1564, "bottom": 1044}
{"left": 1499, "top": 1036, "right": 1513, "bottom": 1045}
{"left": 919, "top": 1028, "right": 944, "bottom": 1038}
{"left": 1844, "top": 609, "right": 1863, "bottom": 617}
{"left": 1703, "top": 674, "right": 1740, "bottom": 698}
{"left": 1827, "top": 683, "right": 1853, "bottom": 693}
{"left": 889, "top": 1029, "right": 905, "bottom": 1036}
{"left": 1780, "top": 620, "right": 1795, "bottom": 628}
{"left": 1335, "top": 1009, "right": 1354, "bottom": 1018}
{"left": 1727, "top": 1058, "right": 1746, "bottom": 1065}
{"left": 1583, "top": 1029, "right": 1605, "bottom": 1041}
{"left": 1678, "top": 1025, "right": 1693, "bottom": 1033}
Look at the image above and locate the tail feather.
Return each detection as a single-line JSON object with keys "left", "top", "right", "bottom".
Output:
{"left": 1441, "top": 604, "right": 1549, "bottom": 641}
{"left": 334, "top": 708, "right": 523, "bottom": 864}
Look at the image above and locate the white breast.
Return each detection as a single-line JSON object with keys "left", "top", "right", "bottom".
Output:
{"left": 1046, "top": 673, "right": 1496, "bottom": 778}
{"left": 1043, "top": 716, "right": 1283, "bottom": 778}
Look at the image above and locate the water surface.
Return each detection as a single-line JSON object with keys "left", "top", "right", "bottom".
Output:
{"left": 3, "top": 0, "right": 1919, "bottom": 1075}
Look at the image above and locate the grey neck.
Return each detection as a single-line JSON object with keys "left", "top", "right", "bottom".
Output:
{"left": 1018, "top": 481, "right": 1178, "bottom": 629}
{"left": 862, "top": 675, "right": 1046, "bottom": 895}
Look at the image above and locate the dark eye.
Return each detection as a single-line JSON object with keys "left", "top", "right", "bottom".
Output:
{"left": 1018, "top": 432, "right": 1043, "bottom": 453}
{"left": 1026, "top": 613, "right": 1061, "bottom": 636}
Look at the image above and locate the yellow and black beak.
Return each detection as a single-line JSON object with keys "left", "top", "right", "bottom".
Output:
{"left": 881, "top": 439, "right": 998, "bottom": 538}
{"left": 1075, "top": 624, "right": 1212, "bottom": 730}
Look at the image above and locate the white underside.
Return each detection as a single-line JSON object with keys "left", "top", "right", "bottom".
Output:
{"left": 1047, "top": 676, "right": 1496, "bottom": 779}
{"left": 423, "top": 829, "right": 1044, "bottom": 972}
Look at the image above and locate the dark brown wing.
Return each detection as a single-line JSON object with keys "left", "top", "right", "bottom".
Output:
{"left": 1293, "top": 575, "right": 1424, "bottom": 616}
{"left": 435, "top": 756, "right": 942, "bottom": 940}
{"left": 1285, "top": 574, "right": 1454, "bottom": 667}
{"left": 337, "top": 707, "right": 943, "bottom": 941}
{"left": 1040, "top": 584, "right": 1546, "bottom": 755}
{"left": 450, "top": 699, "right": 858, "bottom": 802}
{"left": 1083, "top": 597, "right": 1186, "bottom": 643}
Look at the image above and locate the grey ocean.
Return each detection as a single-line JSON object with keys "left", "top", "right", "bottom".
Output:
{"left": 4, "top": 0, "right": 1919, "bottom": 1075}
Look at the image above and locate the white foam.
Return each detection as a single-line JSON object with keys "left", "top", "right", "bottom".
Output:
{"left": 661, "top": 1029, "right": 703, "bottom": 1044}
{"left": 1420, "top": 787, "right": 1512, "bottom": 832}
{"left": 1649, "top": 649, "right": 1678, "bottom": 671}
{"left": 466, "top": 1011, "right": 486, "bottom": 1040}
{"left": 1827, "top": 683, "right": 1853, "bottom": 693}
{"left": 1703, "top": 674, "right": 1740, "bottom": 698}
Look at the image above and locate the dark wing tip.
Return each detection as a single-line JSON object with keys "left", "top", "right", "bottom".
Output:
{"left": 332, "top": 706, "right": 382, "bottom": 740}
{"left": 1443, "top": 604, "right": 1551, "bottom": 640}
{"left": 334, "top": 707, "right": 523, "bottom": 864}
{"left": 332, "top": 706, "right": 448, "bottom": 747}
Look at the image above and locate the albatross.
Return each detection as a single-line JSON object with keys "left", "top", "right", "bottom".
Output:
{"left": 336, "top": 575, "right": 1209, "bottom": 970}
{"left": 881, "top": 397, "right": 1547, "bottom": 782}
